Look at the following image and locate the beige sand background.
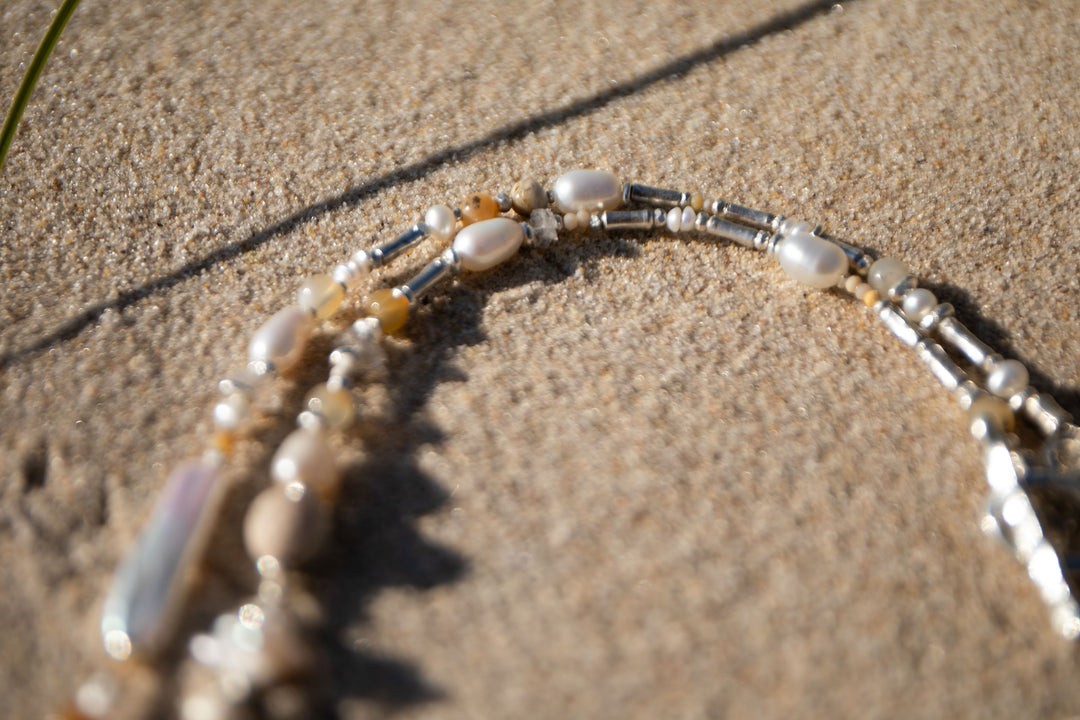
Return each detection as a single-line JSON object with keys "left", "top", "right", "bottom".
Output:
{"left": 3, "top": 0, "right": 1080, "bottom": 717}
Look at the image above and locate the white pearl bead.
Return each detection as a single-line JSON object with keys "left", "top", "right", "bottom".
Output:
{"left": 901, "top": 288, "right": 937, "bottom": 321}
{"left": 844, "top": 275, "right": 861, "bottom": 294}
{"left": 867, "top": 257, "right": 913, "bottom": 295}
{"left": 987, "top": 359, "right": 1029, "bottom": 399}
{"left": 247, "top": 306, "right": 312, "bottom": 373}
{"left": 271, "top": 428, "right": 339, "bottom": 500}
{"left": 666, "top": 207, "right": 681, "bottom": 233}
{"left": 452, "top": 217, "right": 525, "bottom": 272}
{"left": 778, "top": 218, "right": 813, "bottom": 237}
{"left": 680, "top": 207, "right": 696, "bottom": 231}
{"left": 424, "top": 205, "right": 457, "bottom": 243}
{"left": 776, "top": 232, "right": 849, "bottom": 288}
{"left": 562, "top": 212, "right": 579, "bottom": 231}
{"left": 551, "top": 169, "right": 622, "bottom": 213}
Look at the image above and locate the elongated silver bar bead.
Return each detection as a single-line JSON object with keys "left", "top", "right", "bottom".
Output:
{"left": 702, "top": 215, "right": 765, "bottom": 249}
{"left": 1023, "top": 392, "right": 1073, "bottom": 436}
{"left": 877, "top": 303, "right": 922, "bottom": 347}
{"left": 623, "top": 183, "right": 690, "bottom": 209}
{"left": 371, "top": 223, "right": 430, "bottom": 267}
{"left": 100, "top": 461, "right": 223, "bottom": 660}
{"left": 916, "top": 338, "right": 967, "bottom": 392}
{"left": 937, "top": 316, "right": 996, "bottom": 371}
{"left": 600, "top": 209, "right": 665, "bottom": 230}
{"left": 400, "top": 249, "right": 461, "bottom": 304}
{"left": 707, "top": 199, "right": 778, "bottom": 232}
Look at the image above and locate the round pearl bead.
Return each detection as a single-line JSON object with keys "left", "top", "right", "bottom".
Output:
{"left": 987, "top": 359, "right": 1029, "bottom": 399}
{"left": 296, "top": 274, "right": 345, "bottom": 320}
{"left": 901, "top": 288, "right": 937, "bottom": 321}
{"left": 681, "top": 206, "right": 696, "bottom": 230}
{"left": 271, "top": 428, "right": 339, "bottom": 501}
{"left": 551, "top": 169, "right": 622, "bottom": 213}
{"left": 562, "top": 212, "right": 579, "bottom": 231}
{"left": 460, "top": 193, "right": 500, "bottom": 226}
{"left": 776, "top": 232, "right": 849, "bottom": 288}
{"left": 243, "top": 484, "right": 327, "bottom": 568}
{"left": 452, "top": 217, "right": 525, "bottom": 272}
{"left": 665, "top": 207, "right": 681, "bottom": 233}
{"left": 510, "top": 177, "right": 548, "bottom": 216}
{"left": 424, "top": 205, "right": 457, "bottom": 242}
{"left": 247, "top": 306, "right": 313, "bottom": 374}
{"left": 867, "top": 257, "right": 913, "bottom": 296}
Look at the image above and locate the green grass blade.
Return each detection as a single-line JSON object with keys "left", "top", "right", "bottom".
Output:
{"left": 0, "top": 0, "right": 83, "bottom": 173}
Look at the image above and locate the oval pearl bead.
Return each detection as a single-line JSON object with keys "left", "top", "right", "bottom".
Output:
{"left": 271, "top": 428, "right": 339, "bottom": 501}
{"left": 867, "top": 257, "right": 913, "bottom": 296}
{"left": 424, "top": 205, "right": 457, "bottom": 243}
{"left": 987, "top": 359, "right": 1029, "bottom": 399}
{"left": 247, "top": 306, "right": 313, "bottom": 373}
{"left": 901, "top": 287, "right": 937, "bottom": 321}
{"left": 452, "top": 217, "right": 525, "bottom": 272}
{"left": 296, "top": 274, "right": 344, "bottom": 320}
{"left": 551, "top": 169, "right": 622, "bottom": 213}
{"left": 776, "top": 232, "right": 849, "bottom": 288}
{"left": 243, "top": 484, "right": 327, "bottom": 568}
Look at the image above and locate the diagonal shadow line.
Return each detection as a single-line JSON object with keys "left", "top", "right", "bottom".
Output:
{"left": 0, "top": 0, "right": 848, "bottom": 370}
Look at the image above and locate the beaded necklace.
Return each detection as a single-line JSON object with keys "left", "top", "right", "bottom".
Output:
{"left": 62, "top": 168, "right": 1079, "bottom": 718}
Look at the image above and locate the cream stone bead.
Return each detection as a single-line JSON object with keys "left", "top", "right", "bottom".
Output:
{"left": 867, "top": 257, "right": 913, "bottom": 296}
{"left": 987, "top": 359, "right": 1029, "bottom": 399}
{"left": 271, "top": 428, "right": 339, "bottom": 501}
{"left": 776, "top": 232, "right": 848, "bottom": 288}
{"left": 551, "top": 169, "right": 622, "bottom": 213}
{"left": 452, "top": 217, "right": 525, "bottom": 272}
{"left": 247, "top": 306, "right": 313, "bottom": 374}
{"left": 424, "top": 204, "right": 457, "bottom": 243}
{"left": 296, "top": 275, "right": 345, "bottom": 320}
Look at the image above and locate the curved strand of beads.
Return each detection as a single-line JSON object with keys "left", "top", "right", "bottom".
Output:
{"left": 78, "top": 169, "right": 1080, "bottom": 719}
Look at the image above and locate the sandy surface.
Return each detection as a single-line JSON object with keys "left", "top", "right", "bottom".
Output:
{"left": 3, "top": 0, "right": 1080, "bottom": 717}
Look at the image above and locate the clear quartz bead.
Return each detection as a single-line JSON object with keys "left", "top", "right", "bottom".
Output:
{"left": 526, "top": 209, "right": 559, "bottom": 245}
{"left": 867, "top": 257, "right": 913, "bottom": 295}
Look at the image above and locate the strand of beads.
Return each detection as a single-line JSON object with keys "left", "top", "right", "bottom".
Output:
{"left": 75, "top": 169, "right": 1080, "bottom": 720}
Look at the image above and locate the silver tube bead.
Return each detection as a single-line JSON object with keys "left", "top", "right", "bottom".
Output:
{"left": 877, "top": 302, "right": 921, "bottom": 347}
{"left": 600, "top": 209, "right": 665, "bottom": 231}
{"left": 623, "top": 183, "right": 690, "bottom": 209}
{"left": 915, "top": 338, "right": 968, "bottom": 392}
{"left": 919, "top": 302, "right": 955, "bottom": 331}
{"left": 707, "top": 199, "right": 778, "bottom": 232}
{"left": 399, "top": 248, "right": 460, "bottom": 305}
{"left": 703, "top": 215, "right": 764, "bottom": 249}
{"left": 1023, "top": 392, "right": 1073, "bottom": 436}
{"left": 371, "top": 223, "right": 430, "bottom": 267}
{"left": 936, "top": 317, "right": 996, "bottom": 370}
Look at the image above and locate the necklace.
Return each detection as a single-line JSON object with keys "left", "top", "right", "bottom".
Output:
{"left": 50, "top": 167, "right": 1079, "bottom": 718}
{"left": 6, "top": 1, "right": 1080, "bottom": 717}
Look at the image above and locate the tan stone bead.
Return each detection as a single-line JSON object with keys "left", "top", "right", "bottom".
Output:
{"left": 862, "top": 289, "right": 881, "bottom": 307}
{"left": 306, "top": 383, "right": 355, "bottom": 430}
{"left": 211, "top": 429, "right": 236, "bottom": 456}
{"left": 689, "top": 192, "right": 704, "bottom": 212}
{"left": 243, "top": 485, "right": 328, "bottom": 568}
{"left": 364, "top": 288, "right": 409, "bottom": 334}
{"left": 460, "top": 192, "right": 500, "bottom": 226}
{"left": 510, "top": 177, "right": 548, "bottom": 216}
{"left": 969, "top": 395, "right": 1015, "bottom": 432}
{"left": 296, "top": 274, "right": 345, "bottom": 320}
